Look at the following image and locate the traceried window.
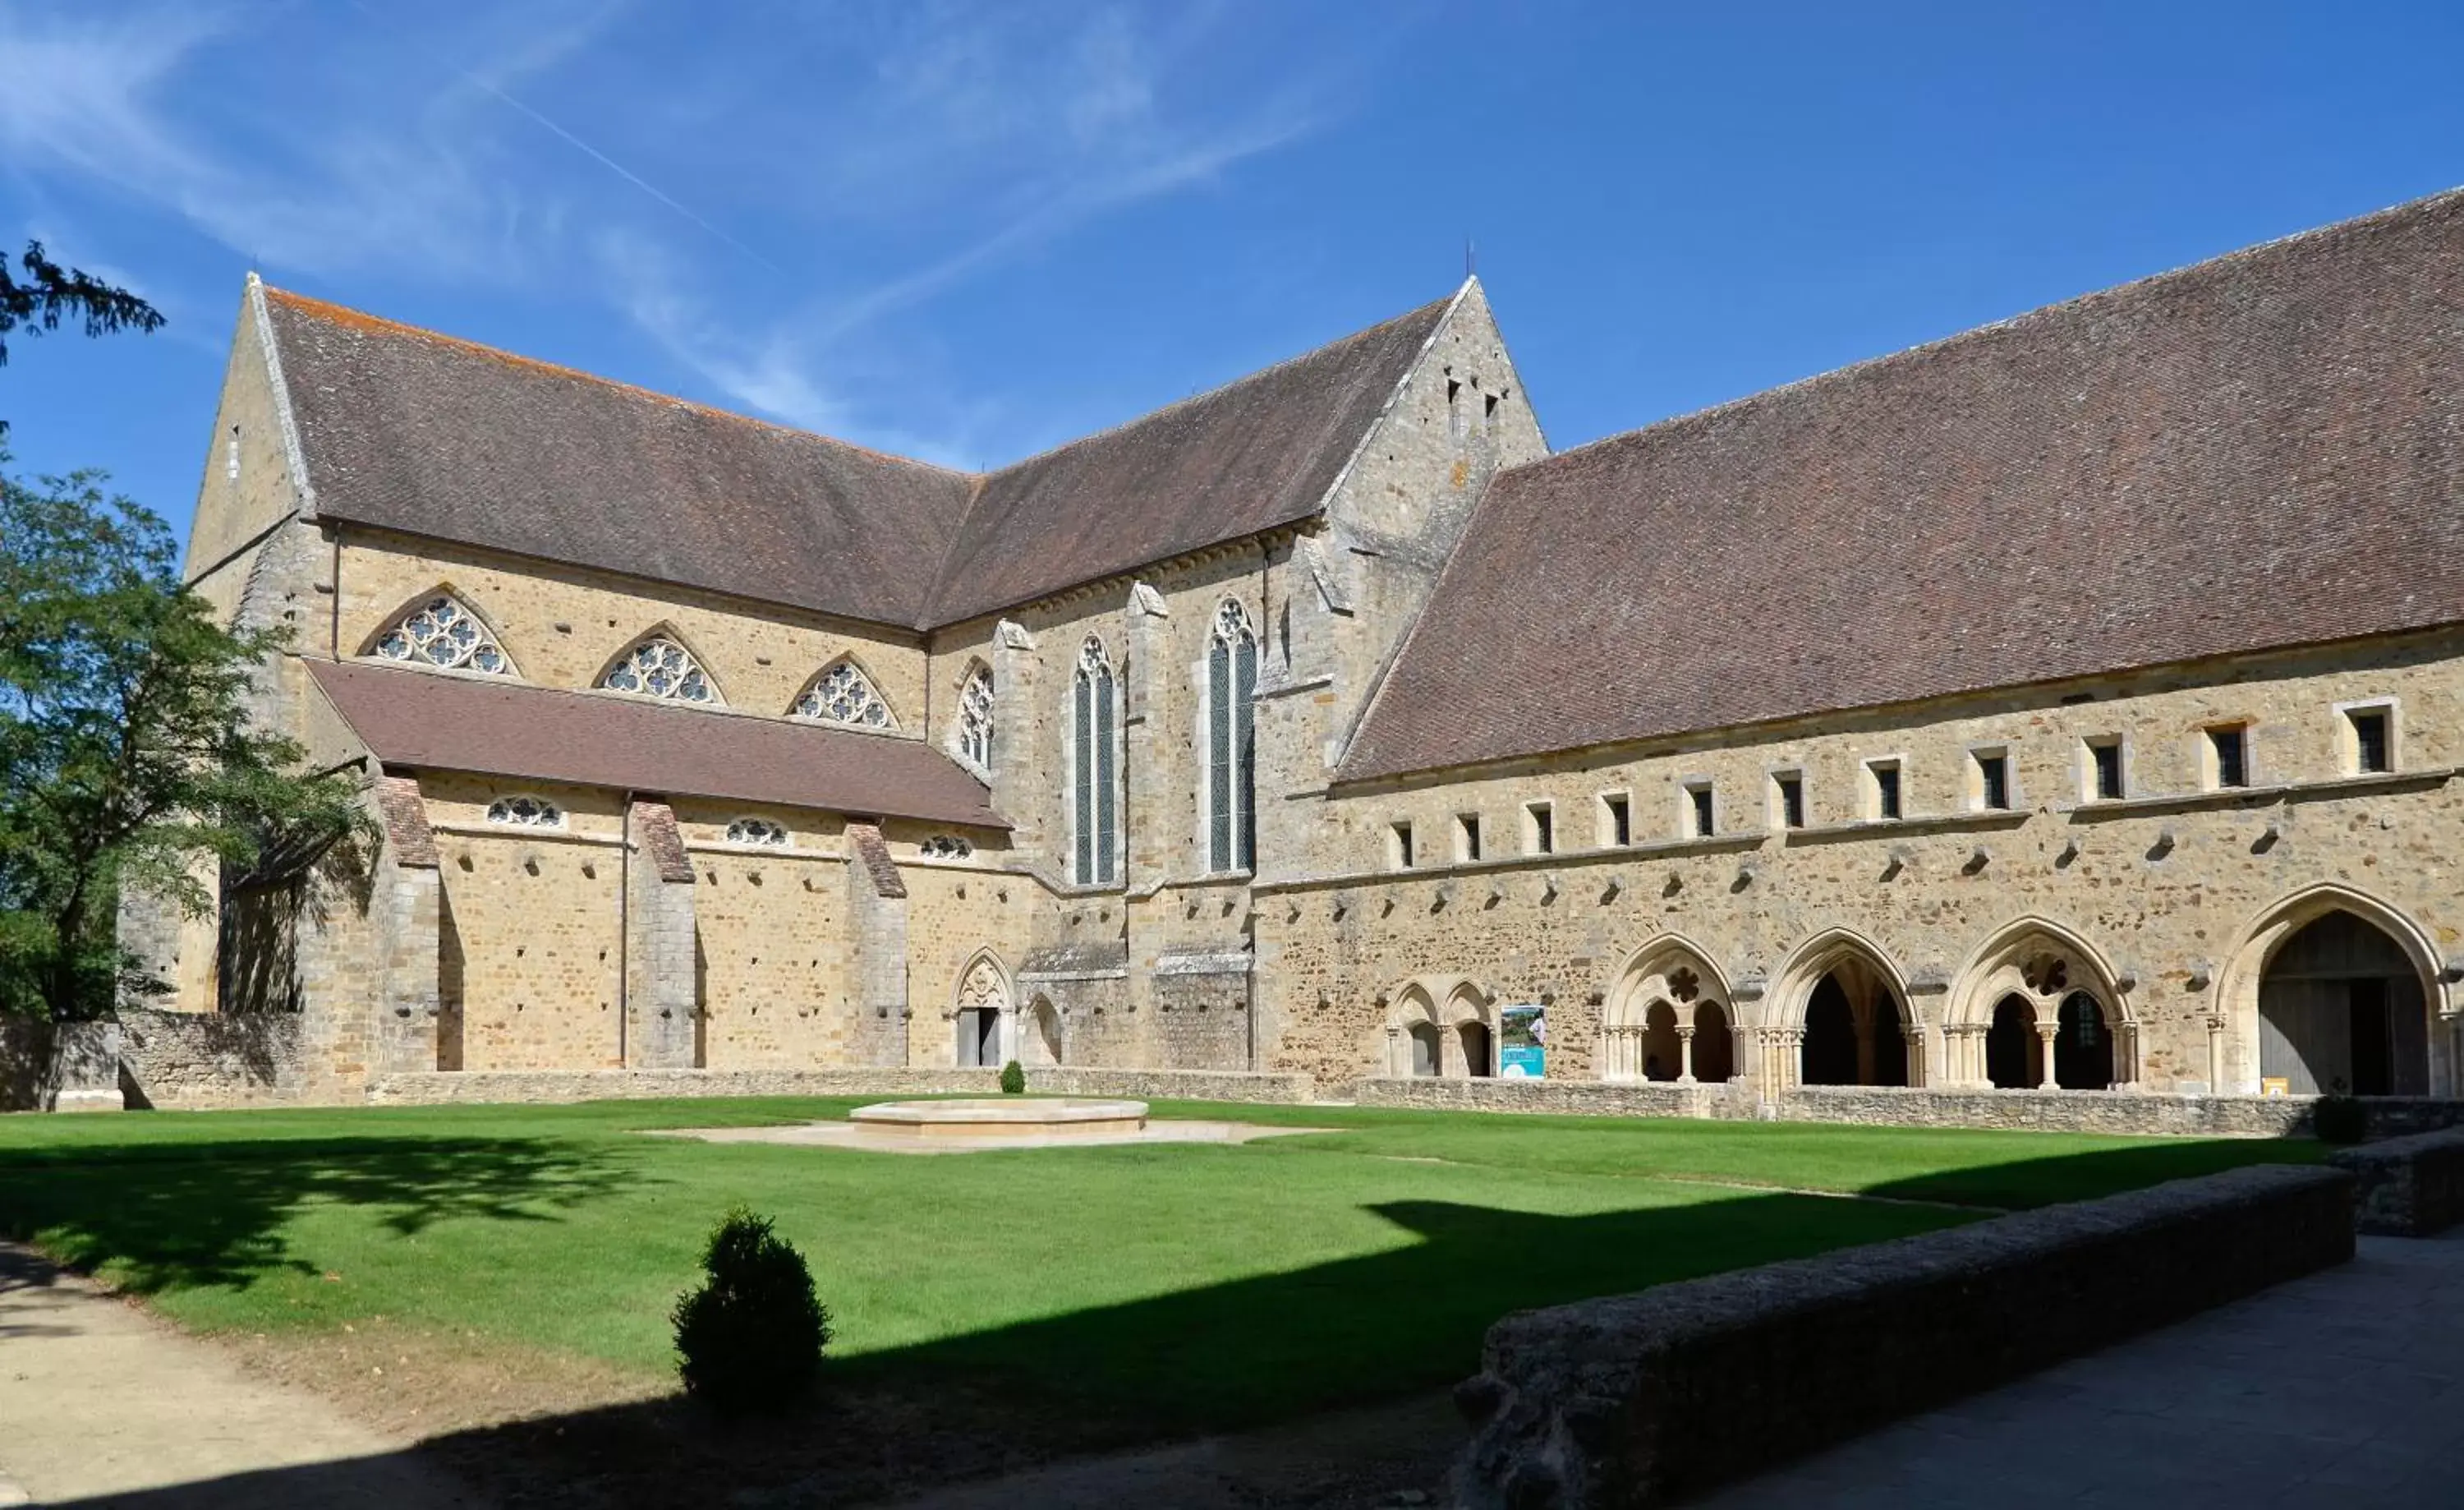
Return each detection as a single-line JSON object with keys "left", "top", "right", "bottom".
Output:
{"left": 794, "top": 660, "right": 894, "bottom": 729}
{"left": 921, "top": 835, "right": 973, "bottom": 859}
{"left": 953, "top": 663, "right": 995, "bottom": 773}
{"left": 725, "top": 817, "right": 788, "bottom": 847}
{"left": 374, "top": 594, "right": 511, "bottom": 675}
{"left": 1071, "top": 637, "right": 1119, "bottom": 886}
{"left": 601, "top": 637, "right": 717, "bottom": 703}
{"left": 485, "top": 794, "right": 563, "bottom": 828}
{"left": 1206, "top": 598, "right": 1260, "bottom": 872}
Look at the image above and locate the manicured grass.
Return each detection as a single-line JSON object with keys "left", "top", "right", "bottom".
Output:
{"left": 0, "top": 1098, "right": 2321, "bottom": 1434}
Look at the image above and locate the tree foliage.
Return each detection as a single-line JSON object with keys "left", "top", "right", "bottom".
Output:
{"left": 0, "top": 459, "right": 371, "bottom": 1018}
{"left": 1, "top": 241, "right": 164, "bottom": 436}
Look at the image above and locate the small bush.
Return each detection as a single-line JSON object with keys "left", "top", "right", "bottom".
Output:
{"left": 2312, "top": 1090, "right": 2367, "bottom": 1144}
{"left": 1000, "top": 1058, "right": 1026, "bottom": 1094}
{"left": 672, "top": 1206, "right": 830, "bottom": 1413}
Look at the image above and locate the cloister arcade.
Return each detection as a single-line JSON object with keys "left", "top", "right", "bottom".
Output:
{"left": 1380, "top": 976, "right": 1499, "bottom": 1078}
{"left": 1601, "top": 937, "right": 1735, "bottom": 1084}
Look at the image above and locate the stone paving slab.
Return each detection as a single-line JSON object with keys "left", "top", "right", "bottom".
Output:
{"left": 1694, "top": 1230, "right": 2464, "bottom": 1509}
{"left": 0, "top": 1244, "right": 481, "bottom": 1508}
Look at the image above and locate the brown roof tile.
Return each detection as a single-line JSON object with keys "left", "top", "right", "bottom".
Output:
{"left": 307, "top": 659, "right": 1005, "bottom": 829}
{"left": 1342, "top": 189, "right": 2464, "bottom": 783}
{"left": 373, "top": 774, "right": 438, "bottom": 868}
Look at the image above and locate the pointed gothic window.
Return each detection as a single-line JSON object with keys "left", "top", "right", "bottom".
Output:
{"left": 1206, "top": 598, "right": 1259, "bottom": 872}
{"left": 953, "top": 662, "right": 995, "bottom": 774}
{"left": 794, "top": 659, "right": 894, "bottom": 728}
{"left": 600, "top": 636, "right": 718, "bottom": 704}
{"left": 373, "top": 593, "right": 512, "bottom": 675}
{"left": 1072, "top": 638, "right": 1119, "bottom": 886}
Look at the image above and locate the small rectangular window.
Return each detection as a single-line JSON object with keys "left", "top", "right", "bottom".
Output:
{"left": 1869, "top": 761, "right": 1902, "bottom": 821}
{"left": 2088, "top": 739, "right": 2124, "bottom": 801}
{"left": 1976, "top": 752, "right": 2011, "bottom": 811}
{"left": 1773, "top": 772, "right": 1805, "bottom": 830}
{"left": 2349, "top": 707, "right": 2392, "bottom": 774}
{"left": 1457, "top": 813, "right": 1483, "bottom": 863}
{"left": 2209, "top": 725, "right": 2249, "bottom": 790}
{"left": 1686, "top": 784, "right": 1715, "bottom": 839}
{"left": 1389, "top": 822, "right": 1415, "bottom": 870}
{"left": 1601, "top": 793, "right": 1631, "bottom": 848}
{"left": 1524, "top": 801, "right": 1555, "bottom": 855}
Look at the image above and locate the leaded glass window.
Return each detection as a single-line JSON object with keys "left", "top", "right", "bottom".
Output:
{"left": 1072, "top": 638, "right": 1118, "bottom": 886}
{"left": 921, "top": 834, "right": 973, "bottom": 859}
{"left": 794, "top": 660, "right": 894, "bottom": 728}
{"left": 374, "top": 594, "right": 511, "bottom": 675}
{"left": 953, "top": 664, "right": 995, "bottom": 773}
{"left": 725, "top": 817, "right": 788, "bottom": 847}
{"left": 485, "top": 794, "right": 563, "bottom": 828}
{"left": 1206, "top": 599, "right": 1258, "bottom": 872}
{"left": 601, "top": 637, "right": 717, "bottom": 703}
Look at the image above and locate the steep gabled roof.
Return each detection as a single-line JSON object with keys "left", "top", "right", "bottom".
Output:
{"left": 306, "top": 659, "right": 1005, "bottom": 828}
{"left": 257, "top": 283, "right": 1458, "bottom": 631}
{"left": 1341, "top": 188, "right": 2464, "bottom": 784}
{"left": 261, "top": 288, "right": 977, "bottom": 626}
{"left": 923, "top": 292, "right": 1458, "bottom": 624}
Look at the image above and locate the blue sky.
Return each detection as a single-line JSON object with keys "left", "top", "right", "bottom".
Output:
{"left": 3, "top": 1, "right": 2462, "bottom": 547}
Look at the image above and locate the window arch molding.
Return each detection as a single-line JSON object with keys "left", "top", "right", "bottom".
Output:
{"left": 1069, "top": 636, "right": 1120, "bottom": 886}
{"left": 790, "top": 653, "right": 898, "bottom": 730}
{"left": 949, "top": 660, "right": 995, "bottom": 777}
{"left": 1202, "top": 597, "right": 1260, "bottom": 873}
{"left": 363, "top": 587, "right": 517, "bottom": 677}
{"left": 595, "top": 624, "right": 724, "bottom": 706}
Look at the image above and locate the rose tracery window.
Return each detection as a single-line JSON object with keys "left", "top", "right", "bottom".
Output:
{"left": 485, "top": 794, "right": 563, "bottom": 828}
{"left": 375, "top": 595, "right": 511, "bottom": 674}
{"left": 921, "top": 835, "right": 973, "bottom": 859}
{"left": 794, "top": 661, "right": 894, "bottom": 728}
{"left": 953, "top": 663, "right": 995, "bottom": 773}
{"left": 601, "top": 637, "right": 716, "bottom": 703}
{"left": 725, "top": 817, "right": 788, "bottom": 847}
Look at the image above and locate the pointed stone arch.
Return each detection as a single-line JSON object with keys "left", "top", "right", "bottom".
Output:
{"left": 1945, "top": 917, "right": 2138, "bottom": 1090}
{"left": 361, "top": 585, "right": 518, "bottom": 676}
{"left": 2216, "top": 882, "right": 2453, "bottom": 1097}
{"left": 595, "top": 622, "right": 725, "bottom": 706}
{"left": 791, "top": 651, "right": 899, "bottom": 730}
{"left": 1602, "top": 933, "right": 1735, "bottom": 1083}
{"left": 952, "top": 948, "right": 1013, "bottom": 1068}
{"left": 1376, "top": 974, "right": 1493, "bottom": 1080}
{"left": 1768, "top": 928, "right": 1919, "bottom": 1093}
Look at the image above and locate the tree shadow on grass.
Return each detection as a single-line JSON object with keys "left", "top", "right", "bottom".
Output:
{"left": 0, "top": 1135, "right": 639, "bottom": 1293}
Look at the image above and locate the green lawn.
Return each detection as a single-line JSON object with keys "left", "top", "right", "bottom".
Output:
{"left": 0, "top": 1098, "right": 2322, "bottom": 1434}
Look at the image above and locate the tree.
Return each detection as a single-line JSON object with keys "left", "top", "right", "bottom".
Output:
{"left": 0, "top": 241, "right": 164, "bottom": 436}
{"left": 0, "top": 459, "right": 370, "bottom": 1019}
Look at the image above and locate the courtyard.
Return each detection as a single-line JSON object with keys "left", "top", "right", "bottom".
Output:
{"left": 0, "top": 1098, "right": 2323, "bottom": 1503}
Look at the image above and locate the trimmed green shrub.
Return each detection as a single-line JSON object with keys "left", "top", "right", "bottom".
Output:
{"left": 2312, "top": 1091, "right": 2367, "bottom": 1145}
{"left": 672, "top": 1206, "right": 830, "bottom": 1413}
{"left": 1000, "top": 1058, "right": 1026, "bottom": 1095}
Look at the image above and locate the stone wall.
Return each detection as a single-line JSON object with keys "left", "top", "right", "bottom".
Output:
{"left": 2330, "top": 1128, "right": 2464, "bottom": 1236}
{"left": 117, "top": 1008, "right": 310, "bottom": 1108}
{"left": 1453, "top": 1163, "right": 2356, "bottom": 1509}
{"left": 0, "top": 1020, "right": 122, "bottom": 1112}
{"left": 363, "top": 1065, "right": 1313, "bottom": 1106}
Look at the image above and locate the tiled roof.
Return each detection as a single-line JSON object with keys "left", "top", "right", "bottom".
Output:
{"left": 923, "top": 293, "right": 1456, "bottom": 625}
{"left": 1341, "top": 189, "right": 2464, "bottom": 783}
{"left": 306, "top": 659, "right": 1006, "bottom": 828}
{"left": 262, "top": 283, "right": 1456, "bottom": 630}
{"left": 264, "top": 290, "right": 977, "bottom": 626}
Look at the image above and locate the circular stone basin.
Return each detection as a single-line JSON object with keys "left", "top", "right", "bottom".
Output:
{"left": 847, "top": 1098, "right": 1149, "bottom": 1139}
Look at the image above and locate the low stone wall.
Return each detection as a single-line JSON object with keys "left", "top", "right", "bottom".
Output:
{"left": 0, "top": 1020, "right": 126, "bottom": 1112}
{"left": 1454, "top": 1163, "right": 2354, "bottom": 1509}
{"left": 2330, "top": 1128, "right": 2464, "bottom": 1236}
{"left": 117, "top": 1009, "right": 310, "bottom": 1108}
{"left": 1357, "top": 1076, "right": 1752, "bottom": 1120}
{"left": 365, "top": 1065, "right": 1316, "bottom": 1107}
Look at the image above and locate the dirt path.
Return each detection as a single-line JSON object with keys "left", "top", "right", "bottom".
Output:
{"left": 0, "top": 1242, "right": 484, "bottom": 1508}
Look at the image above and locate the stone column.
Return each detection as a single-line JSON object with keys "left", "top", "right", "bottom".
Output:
{"left": 625, "top": 799, "right": 699, "bottom": 1070}
{"left": 1676, "top": 1025, "right": 1697, "bottom": 1084}
{"left": 2035, "top": 1023, "right": 2060, "bottom": 1090}
{"left": 1903, "top": 1027, "right": 1927, "bottom": 1089}
{"left": 1384, "top": 1024, "right": 1400, "bottom": 1078}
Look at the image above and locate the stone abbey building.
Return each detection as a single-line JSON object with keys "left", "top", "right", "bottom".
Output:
{"left": 127, "top": 188, "right": 2464, "bottom": 1116}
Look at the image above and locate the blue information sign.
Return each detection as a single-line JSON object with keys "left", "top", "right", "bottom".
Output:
{"left": 1498, "top": 1004, "right": 1546, "bottom": 1078}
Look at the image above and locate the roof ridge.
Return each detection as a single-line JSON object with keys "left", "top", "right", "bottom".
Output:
{"left": 1514, "top": 183, "right": 2464, "bottom": 477}
{"left": 259, "top": 285, "right": 977, "bottom": 479}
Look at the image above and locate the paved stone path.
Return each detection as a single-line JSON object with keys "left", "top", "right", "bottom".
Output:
{"left": 0, "top": 1244, "right": 480, "bottom": 1508}
{"left": 1699, "top": 1229, "right": 2464, "bottom": 1509}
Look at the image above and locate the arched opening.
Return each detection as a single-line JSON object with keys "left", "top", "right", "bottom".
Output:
{"left": 2259, "top": 910, "right": 2431, "bottom": 1096}
{"left": 2054, "top": 991, "right": 2114, "bottom": 1089}
{"left": 1693, "top": 1001, "right": 1734, "bottom": 1083}
{"left": 954, "top": 954, "right": 1009, "bottom": 1068}
{"left": 1871, "top": 992, "right": 1910, "bottom": 1086}
{"left": 1801, "top": 978, "right": 1859, "bottom": 1085}
{"left": 1642, "top": 1001, "right": 1681, "bottom": 1081}
{"left": 1988, "top": 995, "right": 2039, "bottom": 1089}
{"left": 1023, "top": 997, "right": 1062, "bottom": 1067}
{"left": 1459, "top": 1020, "right": 1493, "bottom": 1078}
{"left": 1408, "top": 1021, "right": 1442, "bottom": 1077}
